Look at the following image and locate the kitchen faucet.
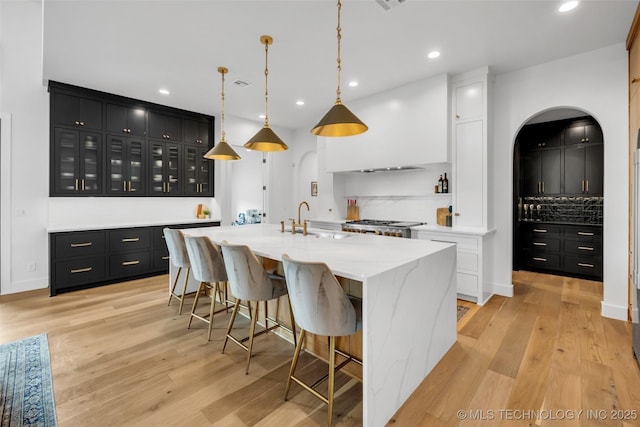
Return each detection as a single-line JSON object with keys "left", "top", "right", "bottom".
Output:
{"left": 297, "top": 201, "right": 310, "bottom": 226}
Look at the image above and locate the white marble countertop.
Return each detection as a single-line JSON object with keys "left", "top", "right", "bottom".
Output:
{"left": 184, "top": 223, "right": 454, "bottom": 281}
{"left": 47, "top": 218, "right": 220, "bottom": 233}
{"left": 411, "top": 224, "right": 496, "bottom": 236}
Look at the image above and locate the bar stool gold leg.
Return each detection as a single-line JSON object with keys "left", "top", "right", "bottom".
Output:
{"left": 246, "top": 301, "right": 259, "bottom": 374}
{"left": 206, "top": 282, "right": 219, "bottom": 341}
{"left": 168, "top": 266, "right": 182, "bottom": 306}
{"left": 328, "top": 335, "right": 336, "bottom": 427}
{"left": 287, "top": 297, "right": 297, "bottom": 347}
{"left": 178, "top": 267, "right": 190, "bottom": 315}
{"left": 188, "top": 281, "right": 205, "bottom": 329}
{"left": 285, "top": 329, "right": 306, "bottom": 400}
{"left": 222, "top": 298, "right": 241, "bottom": 354}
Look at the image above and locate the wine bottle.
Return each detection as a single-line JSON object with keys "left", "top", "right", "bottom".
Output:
{"left": 438, "top": 175, "right": 443, "bottom": 193}
{"left": 443, "top": 173, "right": 449, "bottom": 193}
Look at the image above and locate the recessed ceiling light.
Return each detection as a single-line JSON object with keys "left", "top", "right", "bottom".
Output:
{"left": 348, "top": 81, "right": 359, "bottom": 87}
{"left": 559, "top": 1, "right": 578, "bottom": 12}
{"left": 296, "top": 100, "right": 305, "bottom": 106}
{"left": 158, "top": 88, "right": 170, "bottom": 95}
{"left": 427, "top": 51, "right": 440, "bottom": 59}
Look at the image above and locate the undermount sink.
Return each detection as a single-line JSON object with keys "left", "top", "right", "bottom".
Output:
{"left": 295, "top": 229, "right": 351, "bottom": 239}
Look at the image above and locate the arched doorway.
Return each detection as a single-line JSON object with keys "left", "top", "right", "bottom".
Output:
{"left": 512, "top": 107, "right": 604, "bottom": 281}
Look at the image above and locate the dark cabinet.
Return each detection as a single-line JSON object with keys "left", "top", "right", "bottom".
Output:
{"left": 49, "top": 222, "right": 220, "bottom": 295}
{"left": 521, "top": 148, "right": 561, "bottom": 195}
{"left": 184, "top": 145, "right": 213, "bottom": 196}
{"left": 564, "top": 122, "right": 603, "bottom": 146}
{"left": 53, "top": 92, "right": 103, "bottom": 131}
{"left": 52, "top": 129, "right": 103, "bottom": 195}
{"left": 49, "top": 81, "right": 214, "bottom": 197}
{"left": 106, "top": 136, "right": 146, "bottom": 195}
{"left": 564, "top": 143, "right": 603, "bottom": 195}
{"left": 516, "top": 222, "right": 602, "bottom": 280}
{"left": 183, "top": 118, "right": 211, "bottom": 145}
{"left": 149, "top": 111, "right": 182, "bottom": 142}
{"left": 106, "top": 103, "right": 147, "bottom": 137}
{"left": 148, "top": 141, "right": 183, "bottom": 195}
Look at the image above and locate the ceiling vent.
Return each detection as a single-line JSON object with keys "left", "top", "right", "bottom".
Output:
{"left": 375, "top": 0, "right": 407, "bottom": 11}
{"left": 233, "top": 80, "right": 250, "bottom": 88}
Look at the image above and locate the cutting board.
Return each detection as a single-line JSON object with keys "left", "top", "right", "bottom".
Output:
{"left": 436, "top": 208, "right": 449, "bottom": 226}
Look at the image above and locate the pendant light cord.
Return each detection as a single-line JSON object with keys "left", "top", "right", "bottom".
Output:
{"left": 220, "top": 69, "right": 226, "bottom": 141}
{"left": 264, "top": 40, "right": 270, "bottom": 126}
{"left": 336, "top": 0, "right": 342, "bottom": 103}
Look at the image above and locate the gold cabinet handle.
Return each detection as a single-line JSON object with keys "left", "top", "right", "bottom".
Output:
{"left": 585, "top": 180, "right": 589, "bottom": 193}
{"left": 578, "top": 231, "right": 594, "bottom": 236}
{"left": 75, "top": 179, "right": 79, "bottom": 191}
{"left": 70, "top": 242, "right": 92, "bottom": 248}
{"left": 71, "top": 267, "right": 92, "bottom": 273}
{"left": 128, "top": 181, "right": 132, "bottom": 192}
{"left": 454, "top": 212, "right": 460, "bottom": 216}
{"left": 533, "top": 229, "right": 547, "bottom": 233}
{"left": 533, "top": 257, "right": 547, "bottom": 262}
{"left": 578, "top": 262, "right": 594, "bottom": 268}
{"left": 161, "top": 256, "right": 170, "bottom": 260}
{"left": 533, "top": 242, "right": 547, "bottom": 246}
{"left": 581, "top": 180, "right": 584, "bottom": 192}
{"left": 166, "top": 182, "right": 170, "bottom": 192}
{"left": 122, "top": 260, "right": 140, "bottom": 266}
{"left": 122, "top": 237, "right": 140, "bottom": 242}
{"left": 81, "top": 179, "right": 85, "bottom": 191}
{"left": 578, "top": 246, "right": 594, "bottom": 251}
{"left": 75, "top": 121, "right": 80, "bottom": 125}
{"left": 123, "top": 181, "right": 126, "bottom": 192}
{"left": 123, "top": 128, "right": 128, "bottom": 133}
{"left": 541, "top": 181, "right": 544, "bottom": 193}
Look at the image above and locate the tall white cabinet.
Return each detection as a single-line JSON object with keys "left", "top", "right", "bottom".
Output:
{"left": 451, "top": 68, "right": 490, "bottom": 229}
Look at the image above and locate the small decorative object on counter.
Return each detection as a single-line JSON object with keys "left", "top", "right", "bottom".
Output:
{"left": 443, "top": 173, "right": 449, "bottom": 193}
{"left": 446, "top": 205, "right": 453, "bottom": 227}
{"left": 346, "top": 199, "right": 359, "bottom": 220}
{"left": 438, "top": 175, "right": 443, "bottom": 193}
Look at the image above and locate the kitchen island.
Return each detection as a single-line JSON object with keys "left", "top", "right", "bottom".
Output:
{"left": 181, "top": 223, "right": 457, "bottom": 426}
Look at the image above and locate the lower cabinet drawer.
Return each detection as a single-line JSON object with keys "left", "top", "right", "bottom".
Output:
{"left": 457, "top": 272, "right": 478, "bottom": 297}
{"left": 563, "top": 240, "right": 602, "bottom": 255}
{"left": 458, "top": 251, "right": 478, "bottom": 272}
{"left": 153, "top": 249, "right": 170, "bottom": 271}
{"left": 109, "top": 251, "right": 151, "bottom": 278}
{"left": 109, "top": 229, "right": 151, "bottom": 252}
{"left": 563, "top": 255, "right": 603, "bottom": 278}
{"left": 54, "top": 231, "right": 106, "bottom": 258}
{"left": 521, "top": 250, "right": 561, "bottom": 270}
{"left": 54, "top": 257, "right": 107, "bottom": 289}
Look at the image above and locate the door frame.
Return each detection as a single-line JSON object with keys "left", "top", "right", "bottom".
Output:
{"left": 1, "top": 113, "right": 12, "bottom": 293}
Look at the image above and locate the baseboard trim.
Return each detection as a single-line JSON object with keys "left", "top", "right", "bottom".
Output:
{"left": 1, "top": 277, "right": 48, "bottom": 295}
{"left": 492, "top": 282, "right": 514, "bottom": 298}
{"left": 601, "top": 301, "right": 628, "bottom": 321}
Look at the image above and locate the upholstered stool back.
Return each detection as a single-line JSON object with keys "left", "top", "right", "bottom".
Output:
{"left": 184, "top": 236, "right": 227, "bottom": 284}
{"left": 163, "top": 228, "right": 190, "bottom": 269}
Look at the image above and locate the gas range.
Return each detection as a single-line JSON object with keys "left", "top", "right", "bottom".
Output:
{"left": 341, "top": 219, "right": 424, "bottom": 238}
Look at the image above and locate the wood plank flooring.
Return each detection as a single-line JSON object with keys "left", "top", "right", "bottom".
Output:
{"left": 0, "top": 270, "right": 638, "bottom": 426}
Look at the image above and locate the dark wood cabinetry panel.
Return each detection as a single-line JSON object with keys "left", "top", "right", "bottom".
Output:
{"left": 53, "top": 92, "right": 103, "bottom": 131}
{"left": 49, "top": 81, "right": 214, "bottom": 197}
{"left": 106, "top": 103, "right": 147, "bottom": 137}
{"left": 183, "top": 118, "right": 211, "bottom": 145}
{"left": 105, "top": 135, "right": 146, "bottom": 195}
{"left": 564, "top": 120, "right": 603, "bottom": 146}
{"left": 149, "top": 111, "right": 182, "bottom": 142}
{"left": 52, "top": 129, "right": 103, "bottom": 195}
{"left": 520, "top": 147, "right": 561, "bottom": 195}
{"left": 563, "top": 143, "right": 604, "bottom": 196}
{"left": 49, "top": 222, "right": 220, "bottom": 295}
{"left": 184, "top": 144, "right": 214, "bottom": 196}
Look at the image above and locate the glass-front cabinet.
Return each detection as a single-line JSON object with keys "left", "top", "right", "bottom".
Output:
{"left": 148, "top": 141, "right": 182, "bottom": 195}
{"left": 184, "top": 145, "right": 212, "bottom": 195}
{"left": 52, "top": 128, "right": 103, "bottom": 195}
{"left": 106, "top": 136, "right": 146, "bottom": 195}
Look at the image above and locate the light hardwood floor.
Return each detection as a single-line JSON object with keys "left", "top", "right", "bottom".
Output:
{"left": 0, "top": 271, "right": 638, "bottom": 426}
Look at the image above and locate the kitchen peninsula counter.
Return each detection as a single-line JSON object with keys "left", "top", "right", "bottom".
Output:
{"left": 182, "top": 223, "right": 457, "bottom": 427}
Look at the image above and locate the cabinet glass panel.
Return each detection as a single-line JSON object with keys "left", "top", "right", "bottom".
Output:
{"left": 107, "top": 138, "right": 126, "bottom": 193}
{"left": 166, "top": 144, "right": 181, "bottom": 193}
{"left": 55, "top": 129, "right": 79, "bottom": 192}
{"left": 82, "top": 134, "right": 100, "bottom": 192}
{"left": 150, "top": 142, "right": 165, "bottom": 194}
{"left": 185, "top": 146, "right": 198, "bottom": 193}
{"left": 128, "top": 140, "right": 145, "bottom": 193}
{"left": 199, "top": 154, "right": 210, "bottom": 194}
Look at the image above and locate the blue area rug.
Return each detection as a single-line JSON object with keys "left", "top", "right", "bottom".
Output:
{"left": 0, "top": 334, "right": 57, "bottom": 426}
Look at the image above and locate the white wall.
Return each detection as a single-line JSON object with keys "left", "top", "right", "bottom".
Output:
{"left": 0, "top": 1, "right": 50, "bottom": 294}
{"left": 492, "top": 44, "right": 629, "bottom": 320}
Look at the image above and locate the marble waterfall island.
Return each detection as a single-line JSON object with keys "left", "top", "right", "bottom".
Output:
{"left": 180, "top": 224, "right": 457, "bottom": 427}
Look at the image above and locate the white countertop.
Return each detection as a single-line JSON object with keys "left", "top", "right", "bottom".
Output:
{"left": 47, "top": 218, "right": 220, "bottom": 233}
{"left": 411, "top": 224, "right": 496, "bottom": 236}
{"left": 184, "top": 223, "right": 453, "bottom": 281}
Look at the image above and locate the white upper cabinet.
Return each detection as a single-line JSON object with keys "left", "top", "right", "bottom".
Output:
{"left": 455, "top": 82, "right": 483, "bottom": 122}
{"left": 325, "top": 74, "right": 449, "bottom": 172}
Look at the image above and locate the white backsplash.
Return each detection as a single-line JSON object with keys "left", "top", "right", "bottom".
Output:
{"left": 337, "top": 166, "right": 452, "bottom": 224}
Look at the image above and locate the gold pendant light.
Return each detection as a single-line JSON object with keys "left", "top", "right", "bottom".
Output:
{"left": 204, "top": 67, "right": 241, "bottom": 160}
{"left": 244, "top": 35, "right": 288, "bottom": 152}
{"left": 311, "top": 0, "right": 368, "bottom": 137}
